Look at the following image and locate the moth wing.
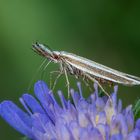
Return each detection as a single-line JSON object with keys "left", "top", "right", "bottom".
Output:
{"left": 60, "top": 51, "right": 140, "bottom": 85}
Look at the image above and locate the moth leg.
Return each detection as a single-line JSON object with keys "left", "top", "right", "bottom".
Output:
{"left": 41, "top": 60, "right": 52, "bottom": 80}
{"left": 108, "top": 81, "right": 114, "bottom": 87}
{"left": 85, "top": 74, "right": 111, "bottom": 99}
{"left": 49, "top": 62, "right": 64, "bottom": 93}
{"left": 49, "top": 70, "right": 61, "bottom": 89}
{"left": 43, "top": 60, "right": 52, "bottom": 71}
{"left": 50, "top": 71, "right": 63, "bottom": 93}
{"left": 64, "top": 68, "right": 70, "bottom": 98}
{"left": 82, "top": 75, "right": 93, "bottom": 92}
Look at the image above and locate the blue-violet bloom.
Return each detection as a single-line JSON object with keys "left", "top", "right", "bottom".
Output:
{"left": 0, "top": 81, "right": 140, "bottom": 140}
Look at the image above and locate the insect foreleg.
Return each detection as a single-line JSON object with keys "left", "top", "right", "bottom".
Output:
{"left": 49, "top": 70, "right": 61, "bottom": 89}
{"left": 43, "top": 60, "right": 51, "bottom": 71}
{"left": 41, "top": 60, "right": 52, "bottom": 80}
{"left": 51, "top": 71, "right": 63, "bottom": 92}
{"left": 48, "top": 61, "right": 66, "bottom": 92}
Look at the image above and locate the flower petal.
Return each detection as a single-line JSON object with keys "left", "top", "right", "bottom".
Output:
{"left": 34, "top": 80, "right": 55, "bottom": 122}
{"left": 110, "top": 134, "right": 123, "bottom": 140}
{"left": 21, "top": 94, "right": 46, "bottom": 115}
{"left": 80, "top": 128, "right": 104, "bottom": 140}
{"left": 127, "top": 129, "right": 140, "bottom": 140}
{"left": 0, "top": 101, "right": 34, "bottom": 139}
{"left": 135, "top": 118, "right": 140, "bottom": 130}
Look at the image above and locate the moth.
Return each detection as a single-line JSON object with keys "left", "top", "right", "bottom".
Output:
{"left": 32, "top": 42, "right": 140, "bottom": 96}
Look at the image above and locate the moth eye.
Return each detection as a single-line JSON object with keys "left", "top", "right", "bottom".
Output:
{"left": 53, "top": 54, "right": 59, "bottom": 59}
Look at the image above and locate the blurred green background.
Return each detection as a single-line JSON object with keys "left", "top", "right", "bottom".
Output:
{"left": 0, "top": 0, "right": 140, "bottom": 139}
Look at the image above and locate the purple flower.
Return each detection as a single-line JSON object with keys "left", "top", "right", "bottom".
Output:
{"left": 0, "top": 81, "right": 140, "bottom": 140}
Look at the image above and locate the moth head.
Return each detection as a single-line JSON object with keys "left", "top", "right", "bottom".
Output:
{"left": 32, "top": 42, "right": 60, "bottom": 63}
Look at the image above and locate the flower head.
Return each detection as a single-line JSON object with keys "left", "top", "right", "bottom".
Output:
{"left": 0, "top": 81, "right": 140, "bottom": 140}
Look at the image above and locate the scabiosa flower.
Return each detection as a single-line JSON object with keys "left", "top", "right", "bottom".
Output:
{"left": 0, "top": 81, "right": 140, "bottom": 140}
